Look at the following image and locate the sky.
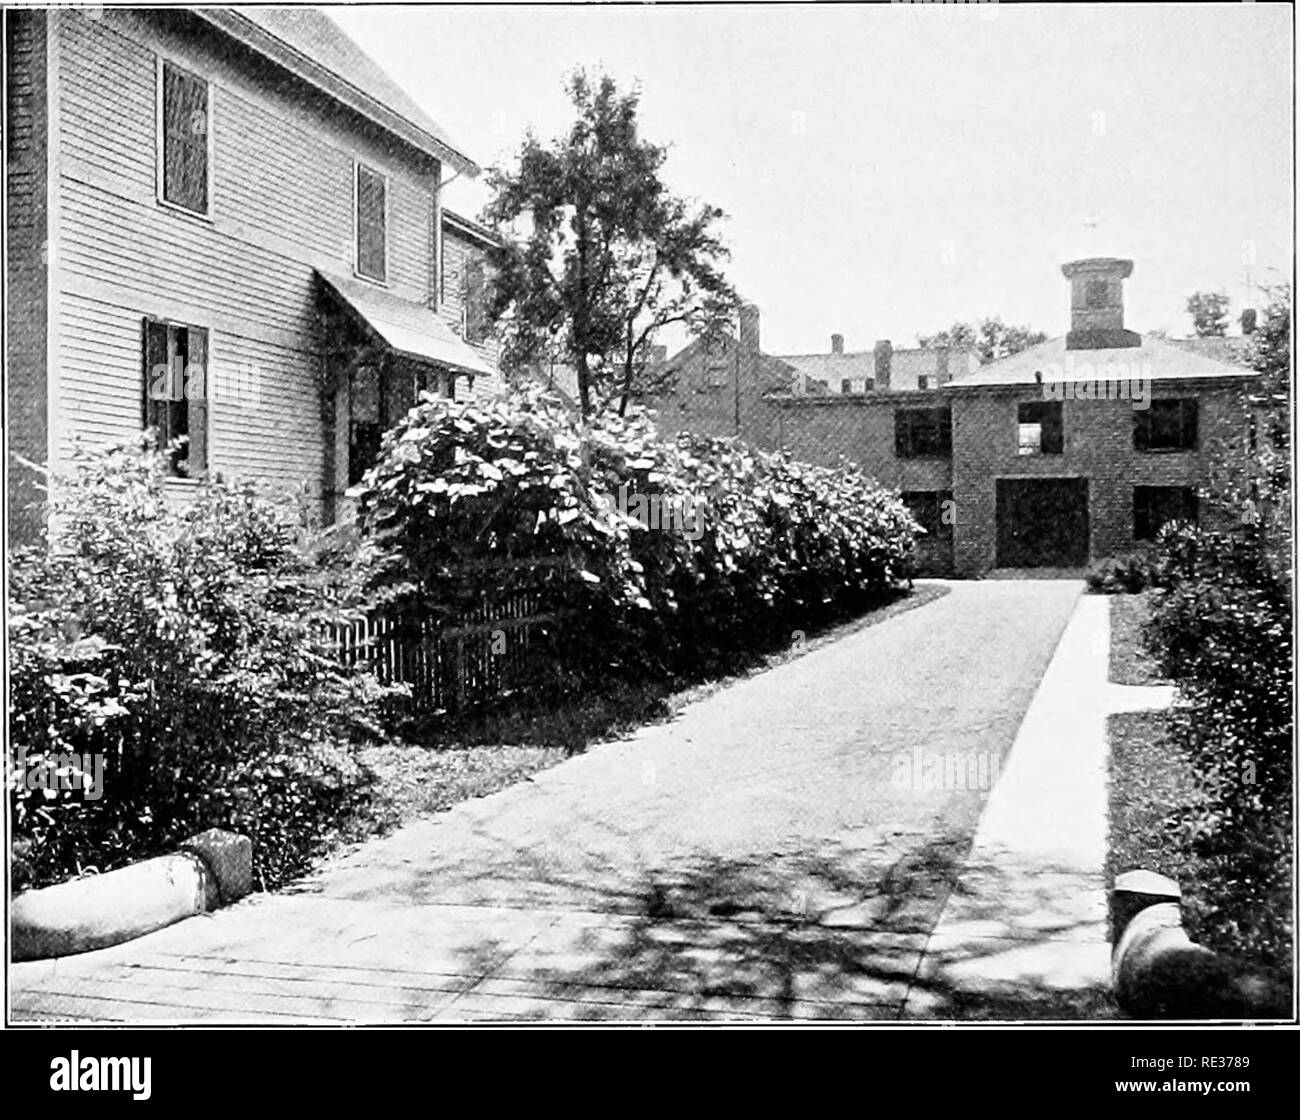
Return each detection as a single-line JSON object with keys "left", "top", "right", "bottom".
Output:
{"left": 330, "top": 1, "right": 1294, "bottom": 355}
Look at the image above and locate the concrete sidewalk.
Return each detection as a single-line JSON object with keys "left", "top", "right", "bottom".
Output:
{"left": 10, "top": 580, "right": 1154, "bottom": 1023}
{"left": 901, "top": 594, "right": 1176, "bottom": 1019}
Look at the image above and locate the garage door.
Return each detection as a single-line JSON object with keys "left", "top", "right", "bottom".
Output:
{"left": 996, "top": 478, "right": 1090, "bottom": 568}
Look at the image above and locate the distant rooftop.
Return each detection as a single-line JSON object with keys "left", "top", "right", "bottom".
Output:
{"left": 946, "top": 334, "right": 1257, "bottom": 389}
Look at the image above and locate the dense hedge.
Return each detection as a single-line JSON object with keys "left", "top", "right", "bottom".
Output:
{"left": 1142, "top": 522, "right": 1293, "bottom": 971}
{"left": 353, "top": 386, "right": 920, "bottom": 693}
{"left": 8, "top": 440, "right": 387, "bottom": 892}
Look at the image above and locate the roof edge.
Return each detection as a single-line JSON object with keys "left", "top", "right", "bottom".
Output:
{"left": 442, "top": 209, "right": 500, "bottom": 248}
{"left": 198, "top": 10, "right": 480, "bottom": 176}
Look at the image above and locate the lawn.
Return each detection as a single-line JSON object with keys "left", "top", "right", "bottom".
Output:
{"left": 1108, "top": 591, "right": 1166, "bottom": 685}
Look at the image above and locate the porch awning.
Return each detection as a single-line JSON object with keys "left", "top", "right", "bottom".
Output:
{"left": 317, "top": 269, "right": 494, "bottom": 378}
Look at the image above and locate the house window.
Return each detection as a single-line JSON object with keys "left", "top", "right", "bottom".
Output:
{"left": 348, "top": 364, "right": 382, "bottom": 485}
{"left": 895, "top": 406, "right": 952, "bottom": 459}
{"left": 355, "top": 163, "right": 388, "bottom": 283}
{"left": 864, "top": 377, "right": 875, "bottom": 391}
{"left": 158, "top": 60, "right": 210, "bottom": 214}
{"left": 841, "top": 378, "right": 853, "bottom": 394}
{"left": 1134, "top": 486, "right": 1198, "bottom": 541}
{"left": 1135, "top": 399, "right": 1198, "bottom": 452}
{"left": 142, "top": 318, "right": 208, "bottom": 477}
{"left": 917, "top": 375, "right": 929, "bottom": 390}
{"left": 901, "top": 490, "right": 954, "bottom": 537}
{"left": 1017, "top": 401, "right": 1064, "bottom": 455}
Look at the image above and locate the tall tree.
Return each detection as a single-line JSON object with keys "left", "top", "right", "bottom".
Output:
{"left": 917, "top": 317, "right": 1046, "bottom": 363}
{"left": 483, "top": 72, "right": 737, "bottom": 418}
{"left": 1186, "top": 290, "right": 1231, "bottom": 337}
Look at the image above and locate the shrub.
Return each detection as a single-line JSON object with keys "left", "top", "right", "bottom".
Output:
{"left": 1085, "top": 549, "right": 1162, "bottom": 594}
{"left": 1142, "top": 522, "right": 1293, "bottom": 971}
{"left": 352, "top": 386, "right": 919, "bottom": 696}
{"left": 8, "top": 438, "right": 387, "bottom": 892}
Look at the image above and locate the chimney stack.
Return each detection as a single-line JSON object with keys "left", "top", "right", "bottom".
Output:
{"left": 1241, "top": 308, "right": 1258, "bottom": 336}
{"left": 873, "top": 339, "right": 893, "bottom": 390}
{"left": 1061, "top": 257, "right": 1141, "bottom": 349}
{"left": 738, "top": 303, "right": 761, "bottom": 353}
{"left": 831, "top": 333, "right": 844, "bottom": 355}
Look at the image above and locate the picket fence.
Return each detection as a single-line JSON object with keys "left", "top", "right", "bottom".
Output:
{"left": 327, "top": 559, "right": 572, "bottom": 713}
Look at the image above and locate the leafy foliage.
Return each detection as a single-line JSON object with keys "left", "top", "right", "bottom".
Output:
{"left": 1141, "top": 519, "right": 1293, "bottom": 971}
{"left": 1186, "top": 290, "right": 1231, "bottom": 337}
{"left": 1085, "top": 548, "right": 1165, "bottom": 595}
{"left": 916, "top": 317, "right": 1047, "bottom": 363}
{"left": 483, "top": 71, "right": 737, "bottom": 417}
{"left": 352, "top": 385, "right": 919, "bottom": 696}
{"left": 8, "top": 439, "right": 387, "bottom": 892}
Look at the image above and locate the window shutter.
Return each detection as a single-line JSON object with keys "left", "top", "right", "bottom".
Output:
{"left": 1041, "top": 404, "right": 1064, "bottom": 454}
{"left": 186, "top": 327, "right": 208, "bottom": 477}
{"left": 1182, "top": 400, "right": 1199, "bottom": 448}
{"left": 162, "top": 63, "right": 208, "bottom": 213}
{"left": 142, "top": 318, "right": 169, "bottom": 431}
{"left": 894, "top": 411, "right": 910, "bottom": 457}
{"left": 356, "top": 165, "right": 387, "bottom": 282}
{"left": 464, "top": 256, "right": 486, "bottom": 343}
{"left": 1134, "top": 409, "right": 1151, "bottom": 451}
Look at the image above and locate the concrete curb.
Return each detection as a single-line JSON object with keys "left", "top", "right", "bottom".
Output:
{"left": 1111, "top": 870, "right": 1291, "bottom": 1019}
{"left": 11, "top": 829, "right": 252, "bottom": 962}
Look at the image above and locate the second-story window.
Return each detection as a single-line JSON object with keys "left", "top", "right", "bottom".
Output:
{"left": 1135, "top": 398, "right": 1198, "bottom": 452}
{"left": 895, "top": 406, "right": 952, "bottom": 459}
{"left": 1017, "top": 401, "right": 1064, "bottom": 455}
{"left": 159, "top": 60, "right": 210, "bottom": 215}
{"left": 356, "top": 164, "right": 388, "bottom": 283}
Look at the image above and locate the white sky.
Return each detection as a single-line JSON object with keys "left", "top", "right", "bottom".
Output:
{"left": 330, "top": 1, "right": 1294, "bottom": 354}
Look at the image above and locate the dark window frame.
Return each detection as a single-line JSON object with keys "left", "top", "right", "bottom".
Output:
{"left": 901, "top": 489, "right": 955, "bottom": 537}
{"left": 355, "top": 162, "right": 389, "bottom": 284}
{"left": 1133, "top": 485, "right": 1198, "bottom": 541}
{"left": 894, "top": 406, "right": 953, "bottom": 459}
{"left": 158, "top": 59, "right": 211, "bottom": 216}
{"left": 1017, "top": 400, "right": 1064, "bottom": 455}
{"left": 142, "top": 317, "right": 209, "bottom": 478}
{"left": 1135, "top": 398, "right": 1199, "bottom": 452}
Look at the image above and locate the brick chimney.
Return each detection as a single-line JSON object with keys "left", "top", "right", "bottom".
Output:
{"left": 935, "top": 347, "right": 950, "bottom": 386}
{"left": 738, "top": 303, "right": 760, "bottom": 353}
{"left": 831, "top": 333, "right": 844, "bottom": 355}
{"left": 873, "top": 339, "right": 892, "bottom": 390}
{"left": 1061, "top": 257, "right": 1141, "bottom": 349}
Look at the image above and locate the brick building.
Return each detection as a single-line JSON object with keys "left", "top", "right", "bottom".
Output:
{"left": 651, "top": 257, "right": 1259, "bottom": 576}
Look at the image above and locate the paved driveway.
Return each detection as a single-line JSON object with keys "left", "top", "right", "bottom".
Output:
{"left": 12, "top": 580, "right": 1083, "bottom": 1022}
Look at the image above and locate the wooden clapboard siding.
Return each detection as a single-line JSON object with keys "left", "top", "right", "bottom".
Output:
{"left": 5, "top": 8, "right": 51, "bottom": 541}
{"left": 57, "top": 293, "right": 142, "bottom": 448}
{"left": 47, "top": 7, "right": 447, "bottom": 516}
{"left": 388, "top": 175, "right": 433, "bottom": 298}
{"left": 207, "top": 334, "right": 324, "bottom": 492}
{"left": 440, "top": 225, "right": 502, "bottom": 398}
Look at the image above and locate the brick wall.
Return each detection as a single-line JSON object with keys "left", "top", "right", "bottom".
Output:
{"left": 950, "top": 382, "right": 1251, "bottom": 574}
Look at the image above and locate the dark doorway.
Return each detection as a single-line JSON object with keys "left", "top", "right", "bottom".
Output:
{"left": 996, "top": 478, "right": 1090, "bottom": 568}
{"left": 901, "top": 489, "right": 955, "bottom": 574}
